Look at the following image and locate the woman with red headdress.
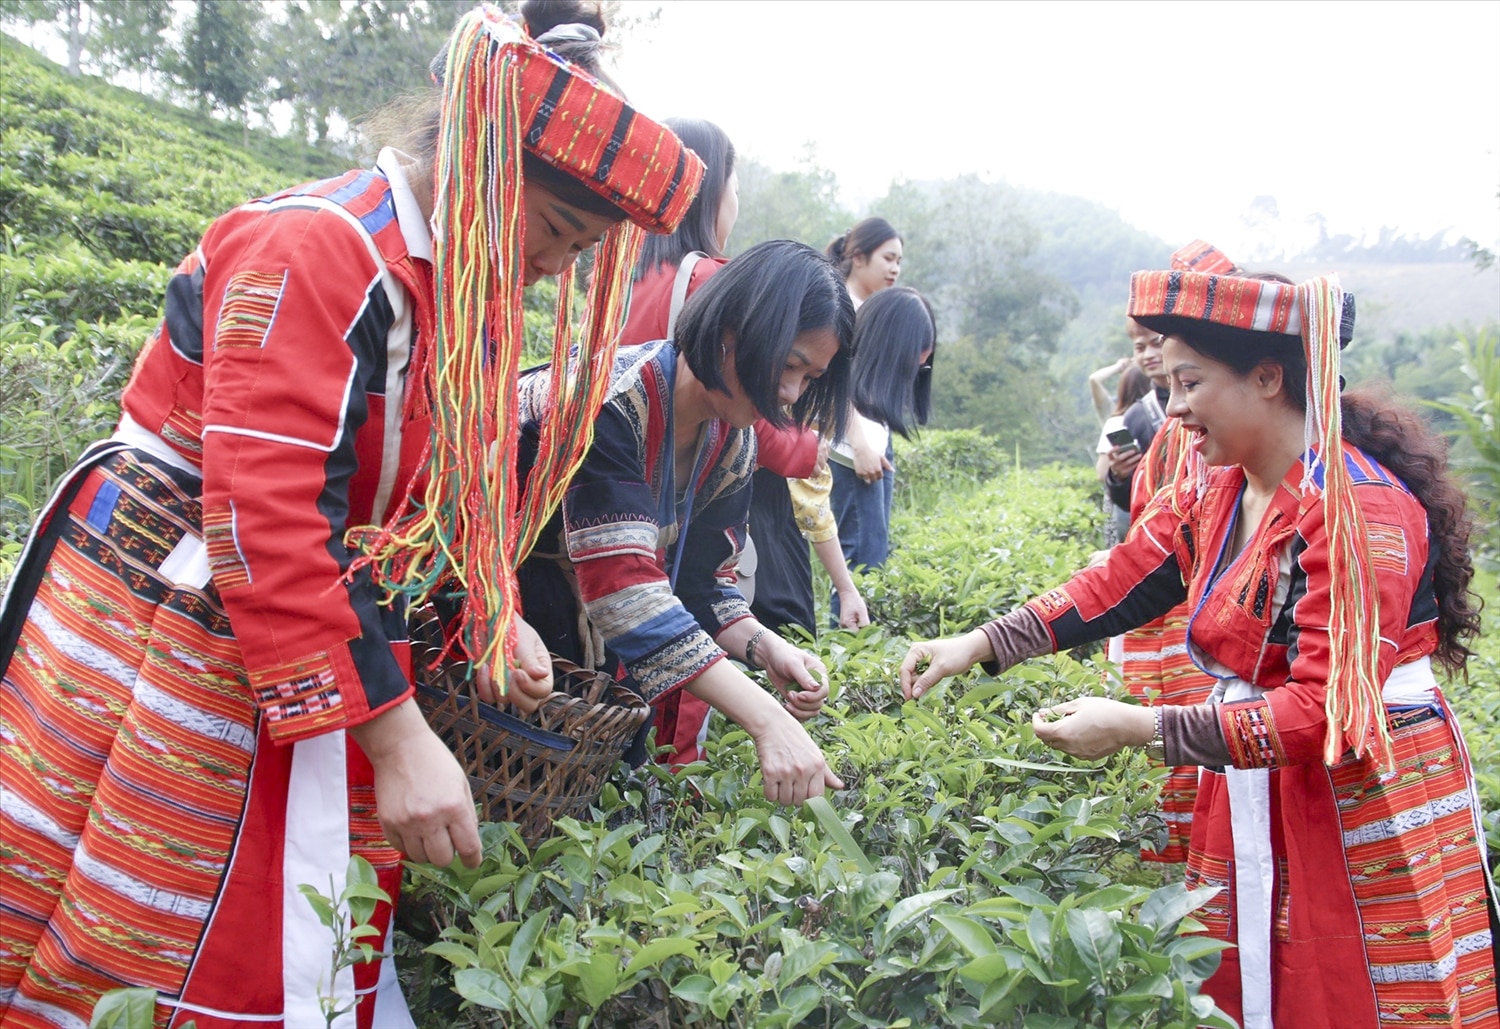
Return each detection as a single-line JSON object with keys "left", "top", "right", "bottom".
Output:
{"left": 901, "top": 269, "right": 1497, "bottom": 1027}
{"left": 0, "top": 4, "right": 704, "bottom": 1026}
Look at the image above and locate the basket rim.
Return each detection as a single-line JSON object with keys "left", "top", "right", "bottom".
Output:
{"left": 415, "top": 682, "right": 578, "bottom": 752}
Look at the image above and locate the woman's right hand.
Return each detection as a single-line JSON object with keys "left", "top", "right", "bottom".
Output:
{"left": 749, "top": 709, "right": 844, "bottom": 806}
{"left": 1106, "top": 445, "right": 1143, "bottom": 483}
{"left": 852, "top": 443, "right": 892, "bottom": 484}
{"left": 686, "top": 658, "right": 843, "bottom": 805}
{"left": 899, "top": 628, "right": 994, "bottom": 700}
{"left": 836, "top": 586, "right": 870, "bottom": 628}
{"left": 347, "top": 700, "right": 482, "bottom": 868}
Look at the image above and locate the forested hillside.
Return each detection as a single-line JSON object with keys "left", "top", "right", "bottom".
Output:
{"left": 0, "top": 32, "right": 347, "bottom": 567}
{"left": 4, "top": 22, "right": 1495, "bottom": 565}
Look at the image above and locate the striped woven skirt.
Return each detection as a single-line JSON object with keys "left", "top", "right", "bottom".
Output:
{"left": 1121, "top": 601, "right": 1215, "bottom": 863}
{"left": 0, "top": 448, "right": 408, "bottom": 1029}
{"left": 1183, "top": 701, "right": 1498, "bottom": 1028}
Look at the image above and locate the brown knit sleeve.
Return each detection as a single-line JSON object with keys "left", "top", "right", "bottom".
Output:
{"left": 1161, "top": 703, "right": 1231, "bottom": 767}
{"left": 978, "top": 607, "right": 1054, "bottom": 675}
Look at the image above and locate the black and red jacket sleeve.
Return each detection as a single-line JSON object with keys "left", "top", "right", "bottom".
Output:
{"left": 185, "top": 199, "right": 414, "bottom": 742}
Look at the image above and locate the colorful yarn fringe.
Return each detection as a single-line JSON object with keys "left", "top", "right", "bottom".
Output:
{"left": 348, "top": 8, "right": 644, "bottom": 682}
{"left": 1300, "top": 276, "right": 1391, "bottom": 767}
{"left": 1138, "top": 416, "right": 1206, "bottom": 522}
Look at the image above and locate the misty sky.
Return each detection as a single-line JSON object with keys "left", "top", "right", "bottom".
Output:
{"left": 613, "top": 0, "right": 1500, "bottom": 256}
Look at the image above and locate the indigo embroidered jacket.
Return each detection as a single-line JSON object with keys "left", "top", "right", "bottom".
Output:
{"left": 517, "top": 341, "right": 755, "bottom": 701}
{"left": 1025, "top": 442, "right": 1440, "bottom": 768}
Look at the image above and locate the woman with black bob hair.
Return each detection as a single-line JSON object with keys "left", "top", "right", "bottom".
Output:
{"left": 849, "top": 285, "right": 936, "bottom": 438}
{"left": 516, "top": 239, "right": 854, "bottom": 804}
{"left": 828, "top": 285, "right": 936, "bottom": 597}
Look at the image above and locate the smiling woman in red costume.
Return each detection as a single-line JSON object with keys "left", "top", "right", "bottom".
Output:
{"left": 900, "top": 268, "right": 1497, "bottom": 1028}
{"left": 0, "top": 3, "right": 704, "bottom": 1026}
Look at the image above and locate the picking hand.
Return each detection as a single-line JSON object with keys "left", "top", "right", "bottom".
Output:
{"left": 899, "top": 629, "right": 992, "bottom": 700}
{"left": 475, "top": 616, "right": 554, "bottom": 714}
{"left": 836, "top": 587, "right": 870, "bottom": 629}
{"left": 1032, "top": 697, "right": 1152, "bottom": 761}
{"left": 350, "top": 701, "right": 482, "bottom": 868}
{"left": 750, "top": 711, "right": 844, "bottom": 805}
{"left": 759, "top": 636, "right": 830, "bottom": 722}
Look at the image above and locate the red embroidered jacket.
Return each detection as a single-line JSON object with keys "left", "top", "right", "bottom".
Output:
{"left": 1027, "top": 443, "right": 1441, "bottom": 769}
{"left": 119, "top": 162, "right": 433, "bottom": 742}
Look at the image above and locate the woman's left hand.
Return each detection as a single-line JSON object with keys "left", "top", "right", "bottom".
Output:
{"left": 1031, "top": 697, "right": 1153, "bottom": 760}
{"left": 758, "top": 636, "right": 830, "bottom": 722}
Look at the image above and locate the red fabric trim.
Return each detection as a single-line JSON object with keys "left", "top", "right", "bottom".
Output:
{"left": 173, "top": 724, "right": 292, "bottom": 1025}
{"left": 754, "top": 423, "right": 820, "bottom": 478}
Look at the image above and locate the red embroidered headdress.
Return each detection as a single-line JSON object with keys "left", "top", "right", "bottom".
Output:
{"left": 1128, "top": 268, "right": 1390, "bottom": 768}
{"left": 1171, "top": 239, "right": 1240, "bottom": 276}
{"left": 351, "top": 7, "right": 705, "bottom": 677}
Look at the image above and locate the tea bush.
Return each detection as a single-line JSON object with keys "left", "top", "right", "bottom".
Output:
{"left": 0, "top": 35, "right": 345, "bottom": 580}
{"left": 396, "top": 453, "right": 1496, "bottom": 1027}
{"left": 0, "top": 36, "right": 341, "bottom": 252}
{"left": 891, "top": 428, "right": 1011, "bottom": 512}
{"left": 865, "top": 455, "right": 1104, "bottom": 640}
{"left": 396, "top": 466, "right": 1236, "bottom": 1028}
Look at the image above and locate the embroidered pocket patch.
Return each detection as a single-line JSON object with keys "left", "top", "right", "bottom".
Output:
{"left": 1034, "top": 588, "right": 1074, "bottom": 616}
{"left": 216, "top": 270, "right": 286, "bottom": 349}
{"left": 1366, "top": 522, "right": 1408, "bottom": 576}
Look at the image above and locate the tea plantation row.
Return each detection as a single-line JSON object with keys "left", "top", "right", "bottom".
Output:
{"left": 390, "top": 444, "right": 1498, "bottom": 1028}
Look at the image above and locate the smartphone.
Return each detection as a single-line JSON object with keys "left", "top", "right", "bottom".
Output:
{"left": 1105, "top": 426, "right": 1138, "bottom": 453}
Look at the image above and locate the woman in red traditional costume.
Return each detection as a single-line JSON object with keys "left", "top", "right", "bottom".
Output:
{"left": 1104, "top": 241, "right": 1242, "bottom": 865}
{"left": 900, "top": 268, "right": 1497, "bottom": 1028}
{"left": 0, "top": 4, "right": 704, "bottom": 1027}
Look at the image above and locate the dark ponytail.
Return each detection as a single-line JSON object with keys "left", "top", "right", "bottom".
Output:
{"left": 825, "top": 217, "right": 900, "bottom": 279}
{"left": 1338, "top": 386, "right": 1481, "bottom": 673}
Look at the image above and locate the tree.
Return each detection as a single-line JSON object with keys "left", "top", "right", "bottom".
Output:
{"left": 0, "top": 0, "right": 84, "bottom": 74}
{"left": 93, "top": 0, "right": 171, "bottom": 91}
{"left": 729, "top": 152, "right": 851, "bottom": 255}
{"left": 263, "top": 0, "right": 482, "bottom": 146}
{"left": 169, "top": 0, "right": 265, "bottom": 118}
{"left": 879, "top": 176, "right": 1078, "bottom": 357}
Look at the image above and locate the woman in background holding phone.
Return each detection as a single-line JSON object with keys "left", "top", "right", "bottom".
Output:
{"left": 1093, "top": 365, "right": 1149, "bottom": 546}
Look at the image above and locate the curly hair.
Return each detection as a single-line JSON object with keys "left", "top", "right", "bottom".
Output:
{"left": 1339, "top": 385, "right": 1481, "bottom": 673}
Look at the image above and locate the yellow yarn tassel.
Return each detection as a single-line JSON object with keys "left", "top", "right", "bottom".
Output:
{"left": 1302, "top": 276, "right": 1392, "bottom": 767}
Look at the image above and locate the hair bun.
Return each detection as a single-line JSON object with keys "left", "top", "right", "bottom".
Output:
{"left": 534, "top": 23, "right": 601, "bottom": 45}
{"left": 521, "top": 0, "right": 608, "bottom": 40}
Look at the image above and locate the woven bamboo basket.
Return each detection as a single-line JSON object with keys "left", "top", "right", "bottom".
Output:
{"left": 411, "top": 609, "right": 650, "bottom": 847}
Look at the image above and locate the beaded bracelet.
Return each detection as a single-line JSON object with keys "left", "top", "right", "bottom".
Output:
{"left": 744, "top": 627, "right": 770, "bottom": 671}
